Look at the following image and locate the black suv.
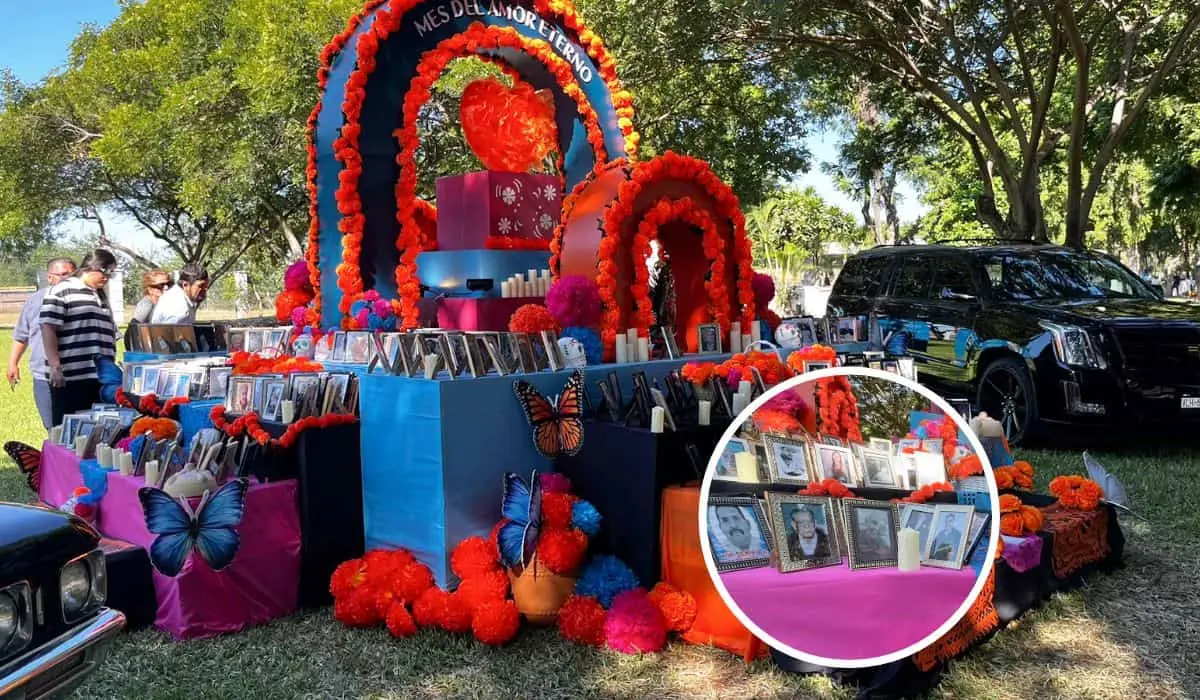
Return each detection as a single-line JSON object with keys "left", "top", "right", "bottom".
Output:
{"left": 828, "top": 244, "right": 1200, "bottom": 444}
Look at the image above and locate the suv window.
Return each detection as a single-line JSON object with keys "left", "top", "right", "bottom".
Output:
{"left": 931, "top": 259, "right": 977, "bottom": 299}
{"left": 833, "top": 255, "right": 890, "bottom": 297}
{"left": 890, "top": 256, "right": 933, "bottom": 298}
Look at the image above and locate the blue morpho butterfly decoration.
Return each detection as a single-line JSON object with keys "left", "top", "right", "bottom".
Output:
{"left": 498, "top": 471, "right": 542, "bottom": 569}
{"left": 138, "top": 478, "right": 249, "bottom": 577}
{"left": 95, "top": 354, "right": 123, "bottom": 403}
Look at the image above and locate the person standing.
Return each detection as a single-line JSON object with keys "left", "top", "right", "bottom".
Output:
{"left": 7, "top": 257, "right": 77, "bottom": 430}
{"left": 150, "top": 262, "right": 209, "bottom": 324}
{"left": 132, "top": 269, "right": 171, "bottom": 323}
{"left": 40, "top": 250, "right": 119, "bottom": 427}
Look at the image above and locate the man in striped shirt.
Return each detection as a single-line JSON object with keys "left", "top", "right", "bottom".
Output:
{"left": 39, "top": 249, "right": 119, "bottom": 427}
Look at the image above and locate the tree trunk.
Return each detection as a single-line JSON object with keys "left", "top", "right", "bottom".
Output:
{"left": 851, "top": 82, "right": 892, "bottom": 246}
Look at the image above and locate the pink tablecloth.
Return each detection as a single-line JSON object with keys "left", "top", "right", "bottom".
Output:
{"left": 39, "top": 440, "right": 86, "bottom": 508}
{"left": 99, "top": 473, "right": 301, "bottom": 640}
{"left": 720, "top": 562, "right": 978, "bottom": 661}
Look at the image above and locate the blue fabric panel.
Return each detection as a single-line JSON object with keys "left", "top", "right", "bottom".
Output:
{"left": 320, "top": 362, "right": 375, "bottom": 378}
{"left": 359, "top": 373, "right": 448, "bottom": 583}
{"left": 361, "top": 356, "right": 724, "bottom": 587}
{"left": 415, "top": 250, "right": 552, "bottom": 293}
{"left": 123, "top": 351, "right": 226, "bottom": 363}
{"left": 178, "top": 399, "right": 223, "bottom": 446}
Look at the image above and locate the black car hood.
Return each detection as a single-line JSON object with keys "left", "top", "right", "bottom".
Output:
{"left": 1010, "top": 298, "right": 1200, "bottom": 325}
{"left": 0, "top": 503, "right": 98, "bottom": 581}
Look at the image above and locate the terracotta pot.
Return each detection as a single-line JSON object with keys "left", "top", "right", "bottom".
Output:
{"left": 508, "top": 555, "right": 577, "bottom": 626}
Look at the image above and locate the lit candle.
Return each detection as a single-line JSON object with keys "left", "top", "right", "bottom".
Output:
{"left": 614, "top": 339, "right": 628, "bottom": 364}
{"left": 650, "top": 406, "right": 665, "bottom": 433}
{"left": 898, "top": 528, "right": 921, "bottom": 571}
{"left": 74, "top": 436, "right": 88, "bottom": 458}
{"left": 281, "top": 400, "right": 295, "bottom": 424}
{"left": 145, "top": 460, "right": 160, "bottom": 488}
{"left": 637, "top": 337, "right": 650, "bottom": 363}
{"left": 698, "top": 400, "right": 712, "bottom": 426}
{"left": 734, "top": 451, "right": 758, "bottom": 482}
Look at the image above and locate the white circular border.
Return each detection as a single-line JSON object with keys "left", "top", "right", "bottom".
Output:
{"left": 698, "top": 366, "right": 1002, "bottom": 669}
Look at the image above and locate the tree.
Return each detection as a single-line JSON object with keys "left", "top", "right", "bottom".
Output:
{"left": 721, "top": 0, "right": 1200, "bottom": 248}
{"left": 852, "top": 376, "right": 929, "bottom": 441}
{"left": 0, "top": 0, "right": 361, "bottom": 279}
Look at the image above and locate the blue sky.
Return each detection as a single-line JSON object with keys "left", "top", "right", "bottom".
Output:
{"left": 1, "top": 2, "right": 925, "bottom": 254}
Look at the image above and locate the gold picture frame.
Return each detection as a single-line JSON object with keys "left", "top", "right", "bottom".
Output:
{"left": 841, "top": 498, "right": 900, "bottom": 570}
{"left": 761, "top": 433, "right": 813, "bottom": 487}
{"left": 764, "top": 493, "right": 842, "bottom": 573}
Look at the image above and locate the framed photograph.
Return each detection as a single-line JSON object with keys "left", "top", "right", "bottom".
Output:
{"left": 172, "top": 373, "right": 192, "bottom": 399}
{"left": 265, "top": 329, "right": 288, "bottom": 352}
{"left": 841, "top": 498, "right": 900, "bottom": 570}
{"left": 147, "top": 325, "right": 176, "bottom": 354}
{"left": 539, "top": 330, "right": 564, "bottom": 372}
{"left": 173, "top": 326, "right": 198, "bottom": 354}
{"left": 194, "top": 324, "right": 218, "bottom": 353}
{"left": 859, "top": 448, "right": 897, "bottom": 488}
{"left": 697, "top": 323, "right": 722, "bottom": 354}
{"left": 899, "top": 503, "right": 936, "bottom": 555}
{"left": 127, "top": 364, "right": 145, "bottom": 394}
{"left": 963, "top": 512, "right": 990, "bottom": 564}
{"left": 762, "top": 434, "right": 812, "bottom": 486}
{"left": 712, "top": 437, "right": 751, "bottom": 482}
{"left": 705, "top": 497, "right": 773, "bottom": 572}
{"left": 765, "top": 493, "right": 842, "bottom": 572}
{"left": 261, "top": 379, "right": 287, "bottom": 422}
{"left": 881, "top": 360, "right": 899, "bottom": 374}
{"left": 346, "top": 331, "right": 372, "bottom": 364}
{"left": 814, "top": 443, "right": 857, "bottom": 486}
{"left": 658, "top": 326, "right": 681, "bottom": 359}
{"left": 331, "top": 332, "right": 348, "bottom": 362}
{"left": 206, "top": 367, "right": 232, "bottom": 398}
{"left": 226, "top": 377, "right": 256, "bottom": 414}
{"left": 911, "top": 450, "right": 948, "bottom": 487}
{"left": 796, "top": 317, "right": 818, "bottom": 347}
{"left": 324, "top": 373, "right": 351, "bottom": 413}
{"left": 287, "top": 372, "right": 322, "bottom": 402}
{"left": 898, "top": 437, "right": 922, "bottom": 453}
{"left": 227, "top": 329, "right": 246, "bottom": 353}
{"left": 922, "top": 438, "right": 944, "bottom": 456}
{"left": 312, "top": 333, "right": 334, "bottom": 363}
{"left": 868, "top": 437, "right": 893, "bottom": 454}
{"left": 141, "top": 367, "right": 160, "bottom": 397}
{"left": 247, "top": 330, "right": 266, "bottom": 353}
{"left": 820, "top": 435, "right": 845, "bottom": 446}
{"left": 924, "top": 505, "right": 975, "bottom": 569}
{"left": 802, "top": 360, "right": 831, "bottom": 373}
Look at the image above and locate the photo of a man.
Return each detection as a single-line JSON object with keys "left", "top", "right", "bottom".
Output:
{"left": 784, "top": 504, "right": 832, "bottom": 561}
{"left": 774, "top": 443, "right": 806, "bottom": 477}
{"left": 852, "top": 508, "right": 897, "bottom": 564}
{"left": 902, "top": 507, "right": 935, "bottom": 552}
{"left": 928, "top": 512, "right": 966, "bottom": 562}
{"left": 863, "top": 454, "right": 893, "bottom": 486}
{"left": 707, "top": 503, "right": 772, "bottom": 568}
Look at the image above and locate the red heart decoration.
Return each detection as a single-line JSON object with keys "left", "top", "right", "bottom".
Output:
{"left": 460, "top": 78, "right": 558, "bottom": 173}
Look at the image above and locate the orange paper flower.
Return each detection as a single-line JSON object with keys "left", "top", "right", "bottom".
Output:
{"left": 460, "top": 77, "right": 557, "bottom": 173}
{"left": 998, "top": 494, "right": 1044, "bottom": 535}
{"left": 948, "top": 454, "right": 983, "bottom": 480}
{"left": 899, "top": 482, "right": 956, "bottom": 504}
{"left": 785, "top": 345, "right": 837, "bottom": 374}
{"left": 1048, "top": 475, "right": 1104, "bottom": 511}
{"left": 799, "top": 479, "right": 856, "bottom": 499}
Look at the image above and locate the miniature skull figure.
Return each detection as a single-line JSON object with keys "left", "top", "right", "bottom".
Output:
{"left": 774, "top": 321, "right": 803, "bottom": 349}
{"left": 558, "top": 337, "right": 588, "bottom": 368}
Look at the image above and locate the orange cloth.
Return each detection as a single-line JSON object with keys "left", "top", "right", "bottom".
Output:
{"left": 660, "top": 485, "right": 766, "bottom": 661}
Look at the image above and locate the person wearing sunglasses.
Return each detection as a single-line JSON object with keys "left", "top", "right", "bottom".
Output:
{"left": 150, "top": 262, "right": 209, "bottom": 325}
{"left": 132, "top": 268, "right": 171, "bottom": 323}
{"left": 38, "top": 249, "right": 119, "bottom": 426}
{"left": 7, "top": 256, "right": 76, "bottom": 430}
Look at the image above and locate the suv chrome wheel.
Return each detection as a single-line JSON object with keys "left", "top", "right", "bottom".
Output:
{"left": 977, "top": 358, "right": 1036, "bottom": 445}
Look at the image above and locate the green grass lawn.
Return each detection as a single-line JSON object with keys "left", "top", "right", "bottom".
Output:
{"left": 1, "top": 331, "right": 1197, "bottom": 699}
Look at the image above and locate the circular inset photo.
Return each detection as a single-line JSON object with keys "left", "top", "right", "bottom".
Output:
{"left": 699, "top": 367, "right": 1000, "bottom": 668}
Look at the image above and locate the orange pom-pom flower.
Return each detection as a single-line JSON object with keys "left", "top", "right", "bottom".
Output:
{"left": 412, "top": 587, "right": 451, "bottom": 628}
{"left": 390, "top": 561, "right": 435, "bottom": 603}
{"left": 456, "top": 569, "right": 510, "bottom": 613}
{"left": 536, "top": 528, "right": 589, "bottom": 575}
{"left": 451, "top": 536, "right": 501, "bottom": 580}
{"left": 386, "top": 602, "right": 418, "bottom": 638}
{"left": 329, "top": 558, "right": 367, "bottom": 598}
{"left": 541, "top": 492, "right": 576, "bottom": 531}
{"left": 472, "top": 599, "right": 521, "bottom": 646}
{"left": 647, "top": 582, "right": 697, "bottom": 633}
{"left": 333, "top": 586, "right": 383, "bottom": 628}
{"left": 558, "top": 594, "right": 606, "bottom": 646}
{"left": 508, "top": 304, "right": 559, "bottom": 335}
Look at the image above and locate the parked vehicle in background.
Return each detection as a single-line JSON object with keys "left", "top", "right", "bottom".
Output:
{"left": 828, "top": 244, "right": 1200, "bottom": 444}
{"left": 0, "top": 502, "right": 125, "bottom": 698}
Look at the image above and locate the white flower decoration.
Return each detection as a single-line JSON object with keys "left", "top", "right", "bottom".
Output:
{"left": 539, "top": 213, "right": 555, "bottom": 231}
{"left": 501, "top": 186, "right": 517, "bottom": 205}
{"left": 542, "top": 184, "right": 558, "bottom": 200}
{"left": 497, "top": 217, "right": 513, "bottom": 234}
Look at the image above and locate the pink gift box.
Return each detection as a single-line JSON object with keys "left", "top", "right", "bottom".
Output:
{"left": 435, "top": 171, "right": 561, "bottom": 250}
{"left": 418, "top": 297, "right": 539, "bottom": 332}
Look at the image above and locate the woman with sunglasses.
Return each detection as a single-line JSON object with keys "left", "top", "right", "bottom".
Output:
{"left": 39, "top": 249, "right": 120, "bottom": 426}
{"left": 132, "top": 269, "right": 170, "bottom": 323}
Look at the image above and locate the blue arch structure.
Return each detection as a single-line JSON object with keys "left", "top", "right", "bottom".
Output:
{"left": 313, "top": 0, "right": 629, "bottom": 328}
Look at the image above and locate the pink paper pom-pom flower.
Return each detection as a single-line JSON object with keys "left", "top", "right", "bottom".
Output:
{"left": 354, "top": 309, "right": 370, "bottom": 327}
{"left": 603, "top": 589, "right": 667, "bottom": 654}
{"left": 291, "top": 306, "right": 309, "bottom": 327}
{"left": 539, "top": 472, "right": 572, "bottom": 494}
{"left": 545, "top": 275, "right": 602, "bottom": 328}
{"left": 372, "top": 299, "right": 391, "bottom": 318}
{"left": 284, "top": 260, "right": 311, "bottom": 292}
{"left": 751, "top": 273, "right": 775, "bottom": 311}
{"left": 363, "top": 289, "right": 381, "bottom": 302}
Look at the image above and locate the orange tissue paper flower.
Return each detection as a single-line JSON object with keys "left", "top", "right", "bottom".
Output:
{"left": 1049, "top": 475, "right": 1104, "bottom": 510}
{"left": 333, "top": 586, "right": 383, "bottom": 628}
{"left": 451, "top": 536, "right": 501, "bottom": 580}
{"left": 647, "top": 582, "right": 697, "bottom": 633}
{"left": 558, "top": 594, "right": 607, "bottom": 646}
{"left": 456, "top": 569, "right": 510, "bottom": 613}
{"left": 508, "top": 304, "right": 559, "bottom": 335}
{"left": 472, "top": 599, "right": 521, "bottom": 646}
{"left": 460, "top": 78, "right": 557, "bottom": 173}
{"left": 412, "top": 587, "right": 451, "bottom": 628}
{"left": 385, "top": 601, "right": 418, "bottom": 638}
{"left": 329, "top": 558, "right": 368, "bottom": 598}
{"left": 993, "top": 468, "right": 1015, "bottom": 490}
{"left": 536, "top": 528, "right": 589, "bottom": 575}
{"left": 541, "top": 492, "right": 576, "bottom": 531}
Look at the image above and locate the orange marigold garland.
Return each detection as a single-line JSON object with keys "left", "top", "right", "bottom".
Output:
{"left": 129, "top": 417, "right": 179, "bottom": 442}
{"left": 680, "top": 362, "right": 717, "bottom": 386}
{"left": 815, "top": 375, "right": 863, "bottom": 443}
{"left": 998, "top": 494, "right": 1045, "bottom": 535}
{"left": 116, "top": 388, "right": 191, "bottom": 419}
{"left": 898, "top": 482, "right": 956, "bottom": 504}
{"left": 785, "top": 345, "right": 837, "bottom": 374}
{"left": 209, "top": 405, "right": 356, "bottom": 450}
{"left": 800, "top": 479, "right": 856, "bottom": 499}
{"left": 1048, "top": 475, "right": 1104, "bottom": 511}
{"left": 229, "top": 351, "right": 324, "bottom": 376}
{"left": 948, "top": 454, "right": 984, "bottom": 480}
{"left": 751, "top": 409, "right": 803, "bottom": 435}
{"left": 715, "top": 350, "right": 793, "bottom": 388}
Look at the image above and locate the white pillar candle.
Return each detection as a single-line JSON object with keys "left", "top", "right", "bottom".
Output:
{"left": 731, "top": 393, "right": 748, "bottom": 416}
{"left": 538, "top": 277, "right": 547, "bottom": 296}
{"left": 97, "top": 445, "right": 112, "bottom": 468}
{"left": 627, "top": 341, "right": 638, "bottom": 364}
{"left": 734, "top": 451, "right": 758, "bottom": 483}
{"left": 741, "top": 334, "right": 753, "bottom": 352}
{"left": 650, "top": 406, "right": 665, "bottom": 433}
{"left": 626, "top": 328, "right": 638, "bottom": 346}
{"left": 614, "top": 339, "right": 628, "bottom": 364}
{"left": 751, "top": 320, "right": 762, "bottom": 342}
{"left": 528, "top": 269, "right": 538, "bottom": 284}
{"left": 738, "top": 380, "right": 753, "bottom": 399}
{"left": 118, "top": 451, "right": 134, "bottom": 476}
{"left": 898, "top": 528, "right": 921, "bottom": 571}
{"left": 145, "top": 460, "right": 160, "bottom": 488}
{"left": 698, "top": 400, "right": 712, "bottom": 426}
{"left": 74, "top": 436, "right": 88, "bottom": 458}
{"left": 281, "top": 400, "right": 295, "bottom": 424}
{"left": 637, "top": 337, "right": 650, "bottom": 363}
{"left": 500, "top": 281, "right": 510, "bottom": 298}
{"left": 50, "top": 426, "right": 63, "bottom": 444}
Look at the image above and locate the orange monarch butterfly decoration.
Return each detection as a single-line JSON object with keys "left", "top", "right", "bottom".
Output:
{"left": 512, "top": 370, "right": 586, "bottom": 459}
{"left": 4, "top": 441, "right": 41, "bottom": 493}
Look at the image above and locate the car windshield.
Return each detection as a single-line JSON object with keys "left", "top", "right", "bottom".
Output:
{"left": 982, "top": 250, "right": 1158, "bottom": 301}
